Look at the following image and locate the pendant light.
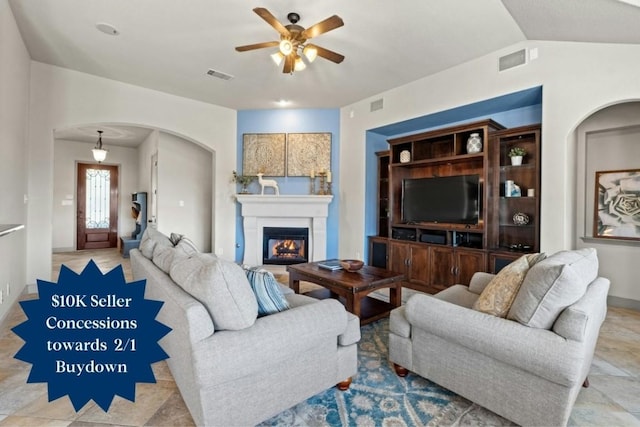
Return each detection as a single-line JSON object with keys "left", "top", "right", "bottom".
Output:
{"left": 92, "top": 130, "right": 108, "bottom": 163}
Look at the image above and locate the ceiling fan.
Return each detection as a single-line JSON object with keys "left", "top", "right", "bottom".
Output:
{"left": 235, "top": 8, "right": 345, "bottom": 74}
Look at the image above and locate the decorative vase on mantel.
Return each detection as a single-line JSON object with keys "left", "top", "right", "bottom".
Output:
{"left": 466, "top": 133, "right": 482, "bottom": 154}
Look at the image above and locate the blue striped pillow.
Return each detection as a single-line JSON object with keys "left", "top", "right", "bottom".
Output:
{"left": 242, "top": 266, "right": 290, "bottom": 316}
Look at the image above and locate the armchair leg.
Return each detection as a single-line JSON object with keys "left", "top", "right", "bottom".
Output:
{"left": 583, "top": 377, "right": 590, "bottom": 388}
{"left": 337, "top": 377, "right": 352, "bottom": 391}
{"left": 393, "top": 363, "right": 409, "bottom": 377}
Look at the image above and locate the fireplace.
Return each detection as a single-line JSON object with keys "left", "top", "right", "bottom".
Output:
{"left": 263, "top": 227, "right": 309, "bottom": 265}
{"left": 235, "top": 194, "right": 333, "bottom": 266}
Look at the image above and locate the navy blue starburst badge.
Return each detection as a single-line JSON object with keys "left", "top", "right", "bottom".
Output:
{"left": 12, "top": 260, "right": 172, "bottom": 412}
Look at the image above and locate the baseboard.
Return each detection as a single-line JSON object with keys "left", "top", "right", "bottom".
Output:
{"left": 53, "top": 247, "right": 75, "bottom": 253}
{"left": 607, "top": 295, "right": 640, "bottom": 312}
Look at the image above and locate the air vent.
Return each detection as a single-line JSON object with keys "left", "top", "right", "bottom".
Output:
{"left": 206, "top": 69, "right": 234, "bottom": 80}
{"left": 499, "top": 49, "right": 526, "bottom": 72}
{"left": 370, "top": 98, "right": 384, "bottom": 112}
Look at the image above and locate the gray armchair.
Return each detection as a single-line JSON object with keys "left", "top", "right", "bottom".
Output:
{"left": 389, "top": 249, "right": 609, "bottom": 427}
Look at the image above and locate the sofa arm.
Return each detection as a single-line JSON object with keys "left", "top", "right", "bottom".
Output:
{"left": 553, "top": 277, "right": 609, "bottom": 342}
{"left": 192, "top": 299, "right": 353, "bottom": 385}
{"left": 405, "top": 294, "right": 586, "bottom": 387}
{"left": 468, "top": 272, "right": 495, "bottom": 295}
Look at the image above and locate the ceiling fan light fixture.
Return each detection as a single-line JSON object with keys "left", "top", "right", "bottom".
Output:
{"left": 294, "top": 55, "right": 306, "bottom": 72}
{"left": 303, "top": 45, "right": 318, "bottom": 63}
{"left": 279, "top": 39, "right": 293, "bottom": 56}
{"left": 271, "top": 51, "right": 284, "bottom": 66}
{"left": 92, "top": 130, "right": 108, "bottom": 163}
{"left": 235, "top": 8, "right": 345, "bottom": 75}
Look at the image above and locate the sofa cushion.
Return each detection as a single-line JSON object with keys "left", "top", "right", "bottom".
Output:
{"left": 174, "top": 236, "right": 199, "bottom": 257}
{"left": 152, "top": 235, "right": 201, "bottom": 273}
{"left": 508, "top": 248, "right": 599, "bottom": 329}
{"left": 152, "top": 245, "right": 175, "bottom": 274}
{"left": 472, "top": 253, "right": 546, "bottom": 317}
{"left": 139, "top": 227, "right": 173, "bottom": 259}
{"left": 170, "top": 253, "right": 258, "bottom": 330}
{"left": 242, "top": 266, "right": 290, "bottom": 316}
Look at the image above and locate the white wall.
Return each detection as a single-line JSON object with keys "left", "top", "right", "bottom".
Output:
{"left": 136, "top": 130, "right": 158, "bottom": 208}
{"left": 26, "top": 62, "right": 236, "bottom": 284}
{"left": 575, "top": 103, "right": 640, "bottom": 304}
{"left": 339, "top": 40, "right": 640, "bottom": 302}
{"left": 0, "top": 0, "right": 29, "bottom": 321}
{"left": 157, "top": 132, "right": 213, "bottom": 252}
{"left": 52, "top": 139, "right": 138, "bottom": 251}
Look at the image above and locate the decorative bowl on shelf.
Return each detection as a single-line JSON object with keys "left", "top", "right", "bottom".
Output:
{"left": 512, "top": 212, "right": 530, "bottom": 226}
{"left": 340, "top": 259, "right": 364, "bottom": 272}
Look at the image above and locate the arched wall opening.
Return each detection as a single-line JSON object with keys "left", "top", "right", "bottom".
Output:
{"left": 573, "top": 101, "right": 640, "bottom": 308}
{"left": 52, "top": 122, "right": 215, "bottom": 256}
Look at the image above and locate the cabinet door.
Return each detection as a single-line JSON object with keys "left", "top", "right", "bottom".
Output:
{"left": 455, "top": 250, "right": 487, "bottom": 286}
{"left": 407, "top": 244, "right": 429, "bottom": 286}
{"left": 429, "top": 246, "right": 455, "bottom": 291}
{"left": 369, "top": 237, "right": 388, "bottom": 269}
{"left": 389, "top": 241, "right": 409, "bottom": 275}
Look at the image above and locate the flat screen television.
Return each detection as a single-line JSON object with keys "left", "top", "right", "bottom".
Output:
{"left": 401, "top": 174, "right": 480, "bottom": 224}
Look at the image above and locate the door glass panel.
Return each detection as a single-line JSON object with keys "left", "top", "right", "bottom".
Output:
{"left": 85, "top": 168, "right": 110, "bottom": 229}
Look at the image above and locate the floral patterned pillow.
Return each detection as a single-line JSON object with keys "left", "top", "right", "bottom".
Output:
{"left": 472, "top": 253, "right": 546, "bottom": 318}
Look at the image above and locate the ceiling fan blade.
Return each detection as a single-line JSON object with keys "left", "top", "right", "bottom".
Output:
{"left": 235, "top": 41, "right": 279, "bottom": 52}
{"left": 253, "top": 7, "right": 291, "bottom": 37}
{"left": 282, "top": 54, "right": 294, "bottom": 74}
{"left": 311, "top": 44, "right": 345, "bottom": 64}
{"left": 301, "top": 15, "right": 344, "bottom": 39}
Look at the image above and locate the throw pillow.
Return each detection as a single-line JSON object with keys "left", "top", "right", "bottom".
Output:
{"left": 472, "top": 253, "right": 546, "bottom": 317}
{"left": 507, "top": 248, "right": 599, "bottom": 329}
{"left": 170, "top": 253, "right": 258, "bottom": 331}
{"left": 242, "top": 266, "right": 290, "bottom": 316}
{"left": 169, "top": 232, "right": 184, "bottom": 246}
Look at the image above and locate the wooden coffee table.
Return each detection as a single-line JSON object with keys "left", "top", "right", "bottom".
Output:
{"left": 287, "top": 261, "right": 405, "bottom": 325}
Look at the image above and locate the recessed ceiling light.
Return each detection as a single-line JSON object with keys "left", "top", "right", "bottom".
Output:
{"left": 96, "top": 22, "right": 120, "bottom": 36}
{"left": 277, "top": 99, "right": 290, "bottom": 107}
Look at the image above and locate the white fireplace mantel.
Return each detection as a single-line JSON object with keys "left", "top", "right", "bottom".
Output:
{"left": 235, "top": 195, "right": 333, "bottom": 266}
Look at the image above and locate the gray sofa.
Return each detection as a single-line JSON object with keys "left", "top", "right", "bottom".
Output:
{"left": 389, "top": 248, "right": 609, "bottom": 427}
{"left": 131, "top": 228, "right": 360, "bottom": 426}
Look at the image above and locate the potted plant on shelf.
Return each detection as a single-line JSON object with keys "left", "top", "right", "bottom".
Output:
{"left": 508, "top": 147, "right": 526, "bottom": 166}
{"left": 232, "top": 171, "right": 255, "bottom": 194}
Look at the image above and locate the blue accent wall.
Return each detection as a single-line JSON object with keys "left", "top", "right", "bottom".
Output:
{"left": 363, "top": 86, "right": 543, "bottom": 262}
{"left": 236, "top": 109, "right": 340, "bottom": 263}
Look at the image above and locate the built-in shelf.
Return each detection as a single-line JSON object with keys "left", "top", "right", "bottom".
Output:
{"left": 0, "top": 224, "right": 24, "bottom": 238}
{"left": 581, "top": 236, "right": 640, "bottom": 247}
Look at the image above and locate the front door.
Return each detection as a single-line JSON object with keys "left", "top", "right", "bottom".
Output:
{"left": 77, "top": 163, "right": 119, "bottom": 250}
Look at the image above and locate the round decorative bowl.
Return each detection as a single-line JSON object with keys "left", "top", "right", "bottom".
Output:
{"left": 340, "top": 259, "right": 364, "bottom": 272}
{"left": 512, "top": 212, "right": 530, "bottom": 226}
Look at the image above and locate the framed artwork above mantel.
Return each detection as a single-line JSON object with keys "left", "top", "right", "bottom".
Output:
{"left": 242, "top": 133, "right": 286, "bottom": 176}
{"left": 286, "top": 133, "right": 331, "bottom": 176}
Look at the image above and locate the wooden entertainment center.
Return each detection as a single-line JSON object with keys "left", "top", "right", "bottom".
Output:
{"left": 369, "top": 119, "right": 541, "bottom": 295}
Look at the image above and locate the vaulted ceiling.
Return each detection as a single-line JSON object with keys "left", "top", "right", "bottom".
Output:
{"left": 10, "top": 0, "right": 640, "bottom": 113}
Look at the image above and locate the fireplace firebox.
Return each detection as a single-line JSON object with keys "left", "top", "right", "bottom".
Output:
{"left": 262, "top": 227, "right": 309, "bottom": 265}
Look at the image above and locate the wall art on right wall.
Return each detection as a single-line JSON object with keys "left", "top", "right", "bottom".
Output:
{"left": 594, "top": 168, "right": 640, "bottom": 240}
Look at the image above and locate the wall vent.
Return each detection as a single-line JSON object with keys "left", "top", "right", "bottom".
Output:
{"left": 370, "top": 98, "right": 384, "bottom": 112}
{"left": 499, "top": 49, "right": 527, "bottom": 72}
{"left": 206, "top": 69, "right": 234, "bottom": 80}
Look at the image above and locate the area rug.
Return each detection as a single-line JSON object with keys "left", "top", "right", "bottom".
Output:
{"left": 259, "top": 318, "right": 514, "bottom": 427}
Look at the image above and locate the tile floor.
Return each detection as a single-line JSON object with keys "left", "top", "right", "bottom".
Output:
{"left": 0, "top": 248, "right": 638, "bottom": 426}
